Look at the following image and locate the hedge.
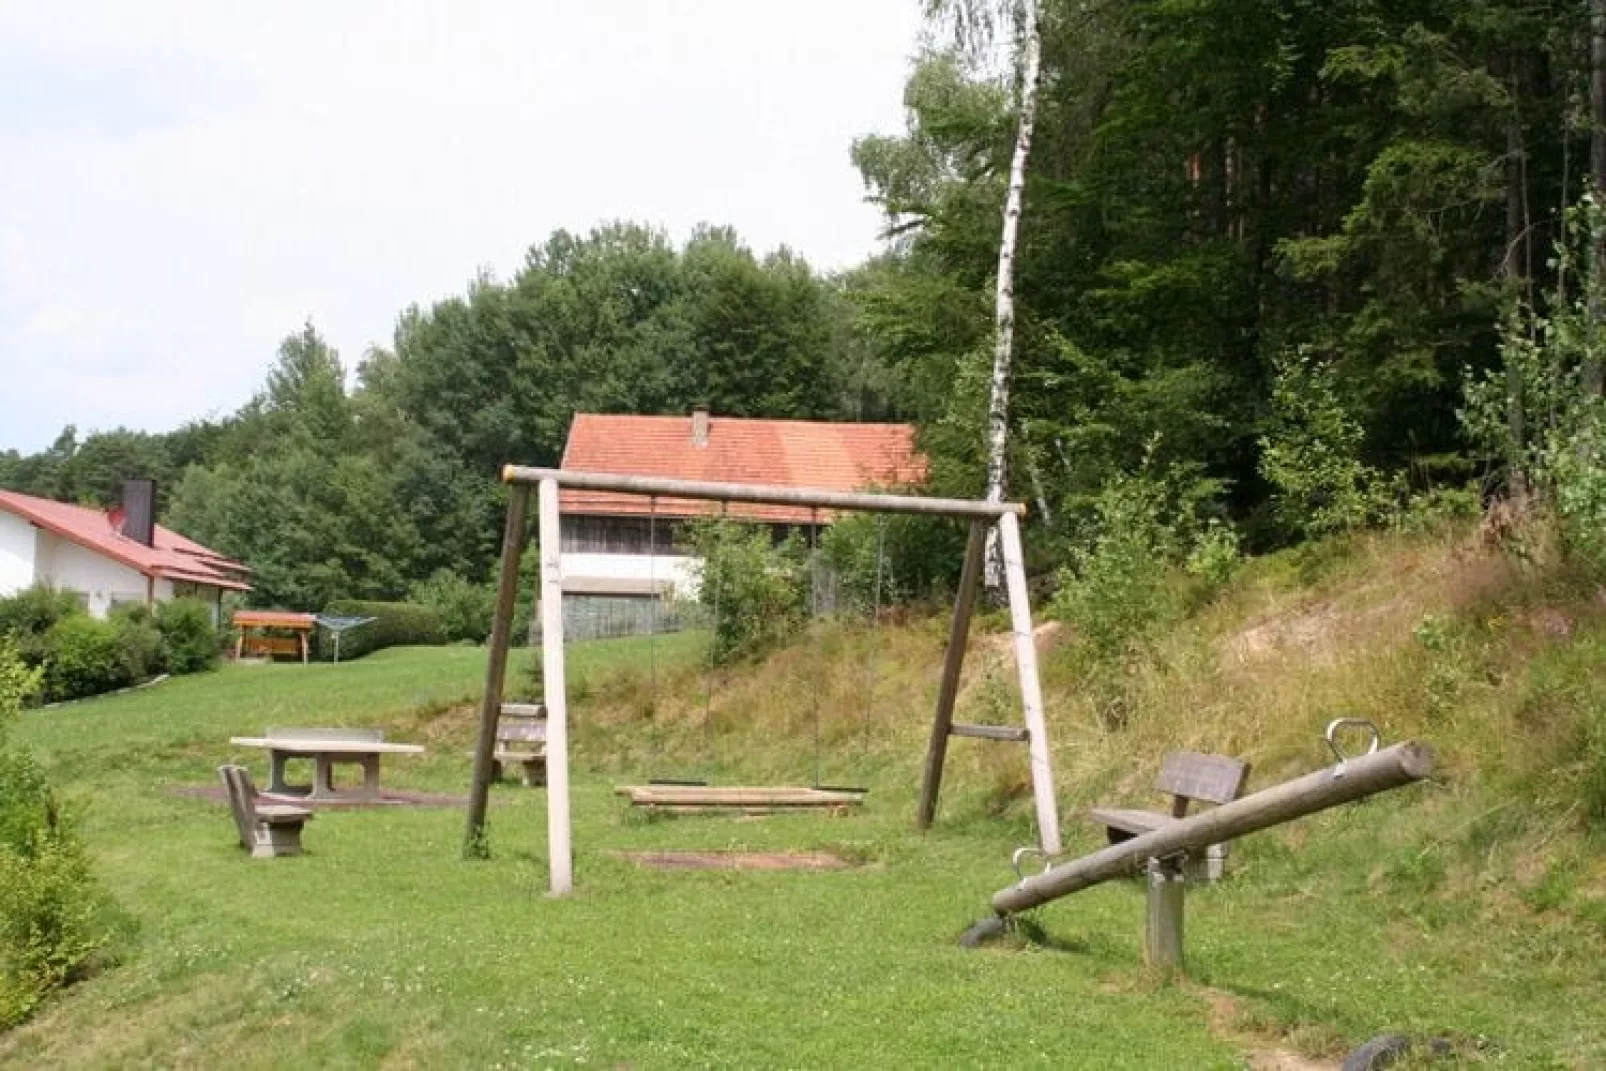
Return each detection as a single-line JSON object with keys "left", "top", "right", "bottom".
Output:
{"left": 321, "top": 600, "right": 446, "bottom": 660}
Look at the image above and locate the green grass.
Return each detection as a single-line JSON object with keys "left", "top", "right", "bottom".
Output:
{"left": 3, "top": 613, "right": 1605, "bottom": 1067}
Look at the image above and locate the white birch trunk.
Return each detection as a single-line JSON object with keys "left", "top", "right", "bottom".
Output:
{"left": 984, "top": 0, "right": 1043, "bottom": 584}
{"left": 1588, "top": 0, "right": 1606, "bottom": 396}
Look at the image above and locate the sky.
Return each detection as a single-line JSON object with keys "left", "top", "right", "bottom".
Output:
{"left": 0, "top": 1, "right": 923, "bottom": 454}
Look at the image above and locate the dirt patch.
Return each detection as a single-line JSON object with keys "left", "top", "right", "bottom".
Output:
{"left": 172, "top": 785, "right": 467, "bottom": 809}
{"left": 610, "top": 850, "right": 855, "bottom": 871}
{"left": 1197, "top": 987, "right": 1341, "bottom": 1071}
{"left": 979, "top": 620, "right": 1065, "bottom": 657}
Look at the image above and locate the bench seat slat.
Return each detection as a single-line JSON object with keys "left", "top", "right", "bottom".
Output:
{"left": 494, "top": 748, "right": 546, "bottom": 761}
{"left": 256, "top": 804, "right": 314, "bottom": 822}
{"left": 949, "top": 723, "right": 1030, "bottom": 742}
{"left": 1088, "top": 807, "right": 1173, "bottom": 836}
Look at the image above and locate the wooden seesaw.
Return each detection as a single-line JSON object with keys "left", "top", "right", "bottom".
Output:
{"left": 961, "top": 721, "right": 1436, "bottom": 973}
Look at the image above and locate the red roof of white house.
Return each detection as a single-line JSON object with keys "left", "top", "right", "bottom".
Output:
{"left": 559, "top": 413, "right": 925, "bottom": 523}
{"left": 0, "top": 489, "right": 253, "bottom": 592}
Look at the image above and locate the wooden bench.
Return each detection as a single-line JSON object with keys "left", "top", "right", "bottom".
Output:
{"left": 493, "top": 704, "right": 547, "bottom": 787}
{"left": 219, "top": 764, "right": 312, "bottom": 858}
{"left": 1089, "top": 751, "right": 1250, "bottom": 882}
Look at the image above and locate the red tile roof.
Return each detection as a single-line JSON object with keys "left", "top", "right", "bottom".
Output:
{"left": 559, "top": 414, "right": 925, "bottom": 523}
{"left": 0, "top": 489, "right": 253, "bottom": 592}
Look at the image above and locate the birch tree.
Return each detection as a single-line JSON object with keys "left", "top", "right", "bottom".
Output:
{"left": 929, "top": 0, "right": 1045, "bottom": 583}
{"left": 1589, "top": 0, "right": 1606, "bottom": 395}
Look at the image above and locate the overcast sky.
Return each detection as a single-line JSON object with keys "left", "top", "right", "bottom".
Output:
{"left": 0, "top": 1, "right": 921, "bottom": 453}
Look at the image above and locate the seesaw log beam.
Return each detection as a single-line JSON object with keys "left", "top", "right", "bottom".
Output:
{"left": 990, "top": 742, "right": 1434, "bottom": 917}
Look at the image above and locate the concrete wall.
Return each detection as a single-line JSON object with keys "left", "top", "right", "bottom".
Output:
{"left": 0, "top": 511, "right": 37, "bottom": 597}
{"left": 559, "top": 551, "right": 703, "bottom": 599}
{"left": 35, "top": 530, "right": 149, "bottom": 618}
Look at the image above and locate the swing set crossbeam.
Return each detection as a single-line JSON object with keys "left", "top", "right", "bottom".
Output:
{"left": 500, "top": 465, "right": 1026, "bottom": 519}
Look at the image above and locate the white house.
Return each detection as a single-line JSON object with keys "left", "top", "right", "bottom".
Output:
{"left": 0, "top": 481, "right": 251, "bottom": 618}
{"left": 551, "top": 409, "right": 923, "bottom": 638}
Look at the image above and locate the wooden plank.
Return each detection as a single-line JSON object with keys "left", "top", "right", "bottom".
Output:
{"left": 918, "top": 519, "right": 987, "bottom": 829}
{"left": 463, "top": 484, "right": 530, "bottom": 858}
{"left": 538, "top": 477, "right": 573, "bottom": 896}
{"left": 500, "top": 702, "right": 546, "bottom": 718}
{"left": 1155, "top": 751, "right": 1250, "bottom": 805}
{"left": 496, "top": 724, "right": 546, "bottom": 743}
{"left": 616, "top": 785, "right": 864, "bottom": 808}
{"left": 501, "top": 465, "right": 1026, "bottom": 520}
{"left": 949, "top": 722, "right": 1030, "bottom": 742}
{"left": 998, "top": 511, "right": 1062, "bottom": 855}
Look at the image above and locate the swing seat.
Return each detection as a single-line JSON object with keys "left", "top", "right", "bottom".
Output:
{"left": 614, "top": 784, "right": 866, "bottom": 814}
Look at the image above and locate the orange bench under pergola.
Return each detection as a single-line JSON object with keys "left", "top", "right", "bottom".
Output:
{"left": 233, "top": 610, "right": 316, "bottom": 664}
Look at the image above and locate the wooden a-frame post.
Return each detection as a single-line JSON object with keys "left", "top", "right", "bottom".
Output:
{"left": 917, "top": 514, "right": 1060, "bottom": 855}
{"left": 464, "top": 484, "right": 530, "bottom": 859}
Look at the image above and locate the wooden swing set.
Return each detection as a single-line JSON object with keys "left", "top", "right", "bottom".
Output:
{"left": 464, "top": 465, "right": 1063, "bottom": 897}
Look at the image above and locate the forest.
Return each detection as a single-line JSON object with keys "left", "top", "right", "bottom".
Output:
{"left": 4, "top": 0, "right": 1604, "bottom": 609}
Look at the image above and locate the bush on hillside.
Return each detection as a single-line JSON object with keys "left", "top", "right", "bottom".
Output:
{"left": 0, "top": 641, "right": 111, "bottom": 1028}
{"left": 410, "top": 570, "right": 495, "bottom": 644}
{"left": 1260, "top": 348, "right": 1388, "bottom": 540}
{"left": 154, "top": 598, "right": 221, "bottom": 674}
{"left": 819, "top": 512, "right": 966, "bottom": 613}
{"left": 689, "top": 518, "right": 809, "bottom": 664}
{"left": 321, "top": 599, "right": 446, "bottom": 661}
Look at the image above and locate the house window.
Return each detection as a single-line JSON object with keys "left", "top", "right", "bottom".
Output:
{"left": 561, "top": 515, "right": 685, "bottom": 554}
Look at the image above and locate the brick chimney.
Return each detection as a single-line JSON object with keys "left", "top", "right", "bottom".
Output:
{"left": 121, "top": 478, "right": 156, "bottom": 546}
{"left": 691, "top": 406, "right": 710, "bottom": 447}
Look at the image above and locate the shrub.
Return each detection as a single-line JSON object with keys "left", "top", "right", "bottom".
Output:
{"left": 410, "top": 570, "right": 495, "bottom": 644}
{"left": 108, "top": 604, "right": 166, "bottom": 682}
{"left": 321, "top": 599, "right": 446, "bottom": 661}
{"left": 819, "top": 512, "right": 965, "bottom": 613}
{"left": 0, "top": 585, "right": 83, "bottom": 641}
{"left": 0, "top": 586, "right": 85, "bottom": 670}
{"left": 1260, "top": 348, "right": 1388, "bottom": 539}
{"left": 1052, "top": 469, "right": 1182, "bottom": 663}
{"left": 688, "top": 518, "right": 809, "bottom": 664}
{"left": 0, "top": 641, "right": 110, "bottom": 1028}
{"left": 1184, "top": 519, "right": 1240, "bottom": 598}
{"left": 154, "top": 598, "right": 221, "bottom": 674}
{"left": 40, "top": 616, "right": 135, "bottom": 703}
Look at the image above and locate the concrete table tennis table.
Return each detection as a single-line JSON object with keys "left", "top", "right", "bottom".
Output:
{"left": 229, "top": 729, "right": 425, "bottom": 801}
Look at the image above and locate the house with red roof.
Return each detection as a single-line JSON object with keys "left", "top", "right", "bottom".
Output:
{"left": 555, "top": 409, "right": 922, "bottom": 635}
{"left": 0, "top": 480, "right": 251, "bottom": 620}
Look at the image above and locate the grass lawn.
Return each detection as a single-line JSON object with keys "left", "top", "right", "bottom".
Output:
{"left": 2, "top": 641, "right": 1602, "bottom": 1068}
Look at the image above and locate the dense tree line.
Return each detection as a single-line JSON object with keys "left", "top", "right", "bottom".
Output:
{"left": 1, "top": 226, "right": 885, "bottom": 608}
{"left": 5, "top": 1, "right": 1604, "bottom": 606}
{"left": 855, "top": 0, "right": 1593, "bottom": 544}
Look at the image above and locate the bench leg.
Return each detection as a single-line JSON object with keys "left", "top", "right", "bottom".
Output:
{"left": 268, "top": 750, "right": 293, "bottom": 794}
{"left": 308, "top": 754, "right": 336, "bottom": 800}
{"left": 361, "top": 755, "right": 381, "bottom": 800}
{"left": 1145, "top": 857, "right": 1186, "bottom": 973}
{"left": 520, "top": 760, "right": 545, "bottom": 788}
{"left": 251, "top": 821, "right": 306, "bottom": 859}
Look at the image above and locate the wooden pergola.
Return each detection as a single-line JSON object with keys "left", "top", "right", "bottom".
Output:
{"left": 466, "top": 465, "right": 1062, "bottom": 897}
{"left": 232, "top": 610, "right": 316, "bottom": 664}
